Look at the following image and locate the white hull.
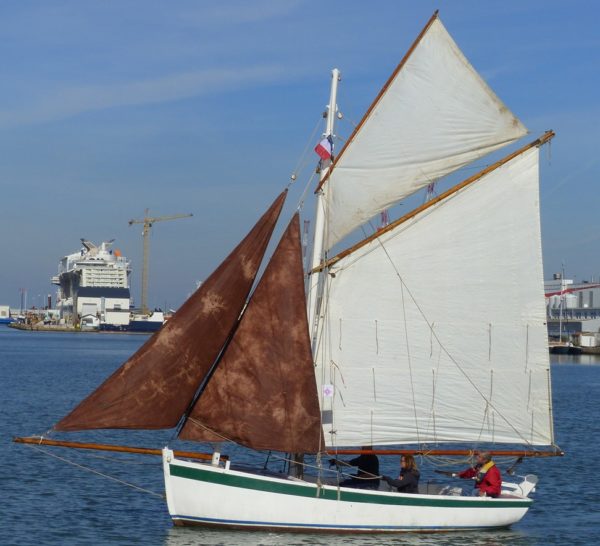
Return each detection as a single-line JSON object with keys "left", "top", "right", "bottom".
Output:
{"left": 162, "top": 449, "right": 532, "bottom": 533}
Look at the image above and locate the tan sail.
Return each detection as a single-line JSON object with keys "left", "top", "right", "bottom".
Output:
{"left": 314, "top": 13, "right": 528, "bottom": 248}
{"left": 55, "top": 192, "right": 287, "bottom": 431}
{"left": 180, "top": 213, "right": 323, "bottom": 454}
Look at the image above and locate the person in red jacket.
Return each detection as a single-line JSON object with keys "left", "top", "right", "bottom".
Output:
{"left": 455, "top": 451, "right": 502, "bottom": 497}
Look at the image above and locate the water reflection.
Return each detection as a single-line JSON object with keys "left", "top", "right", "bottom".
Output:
{"left": 164, "top": 526, "right": 532, "bottom": 546}
{"left": 551, "top": 353, "right": 600, "bottom": 365}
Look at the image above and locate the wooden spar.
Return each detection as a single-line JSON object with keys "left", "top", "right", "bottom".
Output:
{"left": 313, "top": 130, "right": 555, "bottom": 273}
{"left": 314, "top": 10, "right": 440, "bottom": 194}
{"left": 326, "top": 448, "right": 564, "bottom": 458}
{"left": 12, "top": 436, "right": 228, "bottom": 461}
{"left": 14, "top": 436, "right": 564, "bottom": 460}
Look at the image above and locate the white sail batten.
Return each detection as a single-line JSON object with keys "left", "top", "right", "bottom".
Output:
{"left": 322, "top": 17, "right": 527, "bottom": 249}
{"left": 316, "top": 147, "right": 552, "bottom": 448}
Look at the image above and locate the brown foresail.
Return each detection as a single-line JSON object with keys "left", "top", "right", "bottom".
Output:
{"left": 55, "top": 192, "right": 287, "bottom": 431}
{"left": 179, "top": 213, "right": 323, "bottom": 454}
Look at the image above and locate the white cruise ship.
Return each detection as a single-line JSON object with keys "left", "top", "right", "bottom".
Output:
{"left": 52, "top": 240, "right": 131, "bottom": 327}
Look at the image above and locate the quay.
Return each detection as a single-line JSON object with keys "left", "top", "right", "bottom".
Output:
{"left": 8, "top": 322, "right": 150, "bottom": 335}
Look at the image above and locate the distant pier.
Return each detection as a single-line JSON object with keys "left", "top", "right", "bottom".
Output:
{"left": 8, "top": 323, "right": 150, "bottom": 334}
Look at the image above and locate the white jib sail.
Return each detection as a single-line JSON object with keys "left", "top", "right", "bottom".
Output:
{"left": 316, "top": 147, "right": 553, "bottom": 448}
{"left": 322, "top": 17, "right": 527, "bottom": 249}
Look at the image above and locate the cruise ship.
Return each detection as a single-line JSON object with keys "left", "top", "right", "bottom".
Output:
{"left": 52, "top": 240, "right": 132, "bottom": 329}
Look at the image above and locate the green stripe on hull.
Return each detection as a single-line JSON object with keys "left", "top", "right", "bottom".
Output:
{"left": 169, "top": 464, "right": 531, "bottom": 509}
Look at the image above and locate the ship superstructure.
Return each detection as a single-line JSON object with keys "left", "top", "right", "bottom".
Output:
{"left": 52, "top": 240, "right": 131, "bottom": 326}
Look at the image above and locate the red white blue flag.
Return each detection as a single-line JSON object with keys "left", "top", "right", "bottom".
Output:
{"left": 314, "top": 137, "right": 332, "bottom": 160}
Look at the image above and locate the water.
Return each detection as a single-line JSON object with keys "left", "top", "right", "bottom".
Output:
{"left": 2, "top": 326, "right": 599, "bottom": 545}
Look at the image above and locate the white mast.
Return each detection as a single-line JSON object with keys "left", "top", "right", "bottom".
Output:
{"left": 307, "top": 68, "right": 340, "bottom": 344}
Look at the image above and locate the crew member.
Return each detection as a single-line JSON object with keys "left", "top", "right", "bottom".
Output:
{"left": 455, "top": 451, "right": 502, "bottom": 497}
{"left": 382, "top": 454, "right": 420, "bottom": 493}
{"left": 330, "top": 446, "right": 380, "bottom": 489}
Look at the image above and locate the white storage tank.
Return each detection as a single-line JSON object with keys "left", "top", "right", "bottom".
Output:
{"left": 564, "top": 294, "right": 577, "bottom": 309}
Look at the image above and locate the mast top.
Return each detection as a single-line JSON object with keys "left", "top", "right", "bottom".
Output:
{"left": 315, "top": 10, "right": 441, "bottom": 194}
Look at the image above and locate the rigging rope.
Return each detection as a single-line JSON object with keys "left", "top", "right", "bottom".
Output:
{"left": 333, "top": 220, "right": 540, "bottom": 448}
{"left": 399, "top": 274, "right": 422, "bottom": 445}
{"left": 24, "top": 443, "right": 164, "bottom": 499}
{"left": 169, "top": 417, "right": 352, "bottom": 481}
{"left": 291, "top": 116, "right": 323, "bottom": 183}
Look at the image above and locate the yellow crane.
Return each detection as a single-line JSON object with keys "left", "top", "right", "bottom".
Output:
{"left": 128, "top": 209, "right": 193, "bottom": 314}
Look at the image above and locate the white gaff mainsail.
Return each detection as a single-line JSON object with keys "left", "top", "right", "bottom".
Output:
{"left": 316, "top": 146, "right": 553, "bottom": 449}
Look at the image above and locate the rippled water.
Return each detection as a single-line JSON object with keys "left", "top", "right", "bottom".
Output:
{"left": 2, "top": 327, "right": 599, "bottom": 545}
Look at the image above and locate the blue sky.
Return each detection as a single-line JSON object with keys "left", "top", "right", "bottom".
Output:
{"left": 0, "top": 0, "right": 598, "bottom": 309}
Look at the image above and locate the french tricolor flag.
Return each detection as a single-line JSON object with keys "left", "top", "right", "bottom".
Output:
{"left": 314, "top": 137, "right": 332, "bottom": 160}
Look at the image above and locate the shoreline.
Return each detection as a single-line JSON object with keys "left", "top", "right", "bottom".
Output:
{"left": 7, "top": 323, "right": 152, "bottom": 335}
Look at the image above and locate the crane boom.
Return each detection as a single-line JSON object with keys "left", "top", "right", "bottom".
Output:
{"left": 128, "top": 209, "right": 193, "bottom": 313}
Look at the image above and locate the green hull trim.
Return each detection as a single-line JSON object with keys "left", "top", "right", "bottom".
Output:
{"left": 169, "top": 463, "right": 532, "bottom": 509}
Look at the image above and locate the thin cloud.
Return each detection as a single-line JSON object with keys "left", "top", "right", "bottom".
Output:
{"left": 544, "top": 156, "right": 600, "bottom": 198}
{"left": 0, "top": 64, "right": 288, "bottom": 128}
{"left": 178, "top": 0, "right": 305, "bottom": 26}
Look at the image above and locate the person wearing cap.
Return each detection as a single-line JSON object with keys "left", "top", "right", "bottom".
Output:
{"left": 454, "top": 451, "right": 502, "bottom": 498}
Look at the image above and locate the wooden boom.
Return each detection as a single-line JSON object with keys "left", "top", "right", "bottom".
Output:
{"left": 12, "top": 436, "right": 227, "bottom": 461}
{"left": 326, "top": 448, "right": 564, "bottom": 458}
{"left": 14, "top": 436, "right": 563, "bottom": 460}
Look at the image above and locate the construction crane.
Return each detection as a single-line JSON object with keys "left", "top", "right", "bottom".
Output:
{"left": 128, "top": 209, "right": 193, "bottom": 314}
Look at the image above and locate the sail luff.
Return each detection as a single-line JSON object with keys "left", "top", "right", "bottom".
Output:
{"left": 546, "top": 367, "right": 556, "bottom": 445}
{"left": 315, "top": 10, "right": 440, "bottom": 193}
{"left": 54, "top": 192, "right": 287, "bottom": 432}
{"left": 314, "top": 131, "right": 555, "bottom": 272}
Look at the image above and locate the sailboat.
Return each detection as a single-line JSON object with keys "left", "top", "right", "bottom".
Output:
{"left": 16, "top": 12, "right": 563, "bottom": 533}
